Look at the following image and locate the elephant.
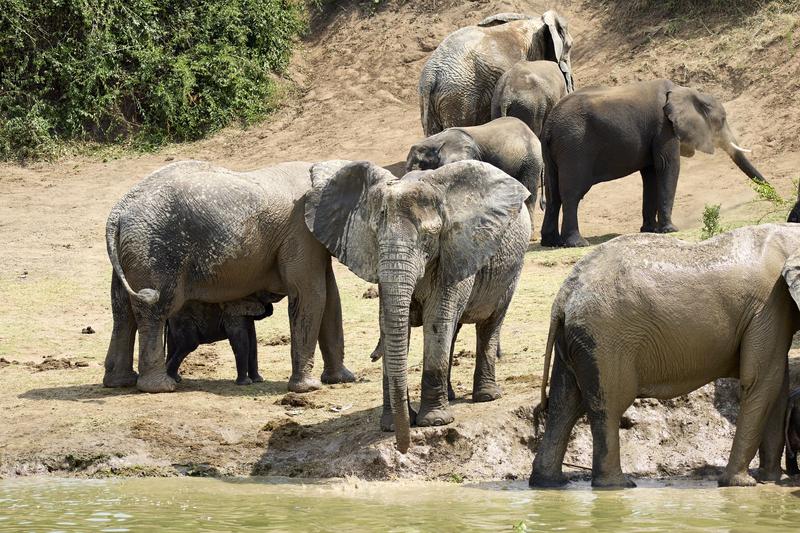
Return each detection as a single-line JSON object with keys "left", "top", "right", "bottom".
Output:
{"left": 305, "top": 159, "right": 531, "bottom": 452}
{"left": 540, "top": 78, "right": 767, "bottom": 248}
{"left": 418, "top": 11, "right": 573, "bottom": 136}
{"left": 405, "top": 116, "right": 544, "bottom": 229}
{"left": 103, "top": 160, "right": 355, "bottom": 393}
{"left": 787, "top": 181, "right": 800, "bottom": 222}
{"left": 786, "top": 387, "right": 800, "bottom": 476}
{"left": 491, "top": 60, "right": 570, "bottom": 137}
{"left": 530, "top": 224, "right": 800, "bottom": 488}
{"left": 165, "top": 291, "right": 283, "bottom": 385}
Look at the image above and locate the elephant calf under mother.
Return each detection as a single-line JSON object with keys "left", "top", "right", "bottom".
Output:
{"left": 104, "top": 160, "right": 355, "bottom": 393}
{"left": 531, "top": 224, "right": 800, "bottom": 488}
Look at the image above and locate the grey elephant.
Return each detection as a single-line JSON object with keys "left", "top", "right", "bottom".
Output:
{"left": 786, "top": 388, "right": 800, "bottom": 476}
{"left": 104, "top": 160, "right": 355, "bottom": 393}
{"left": 305, "top": 160, "right": 530, "bottom": 452}
{"left": 787, "top": 181, "right": 800, "bottom": 223}
{"left": 165, "top": 291, "right": 283, "bottom": 385}
{"left": 418, "top": 11, "right": 573, "bottom": 136}
{"left": 530, "top": 224, "right": 800, "bottom": 488}
{"left": 405, "top": 116, "right": 544, "bottom": 228}
{"left": 540, "top": 79, "right": 767, "bottom": 247}
{"left": 491, "top": 60, "right": 570, "bottom": 137}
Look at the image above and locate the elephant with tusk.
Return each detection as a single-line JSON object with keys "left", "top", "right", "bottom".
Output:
{"left": 539, "top": 78, "right": 768, "bottom": 248}
{"left": 305, "top": 160, "right": 530, "bottom": 453}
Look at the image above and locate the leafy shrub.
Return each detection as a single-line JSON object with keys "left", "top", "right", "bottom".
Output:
{"left": 0, "top": 0, "right": 306, "bottom": 161}
{"left": 701, "top": 204, "right": 723, "bottom": 239}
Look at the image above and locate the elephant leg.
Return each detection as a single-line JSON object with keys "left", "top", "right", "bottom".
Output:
{"left": 655, "top": 156, "right": 680, "bottom": 233}
{"left": 640, "top": 167, "right": 658, "bottom": 232}
{"left": 318, "top": 262, "right": 355, "bottom": 385}
{"left": 540, "top": 175, "right": 561, "bottom": 247}
{"left": 560, "top": 193, "right": 589, "bottom": 248}
{"left": 103, "top": 272, "right": 138, "bottom": 387}
{"left": 246, "top": 320, "right": 264, "bottom": 383}
{"left": 133, "top": 310, "right": 175, "bottom": 393}
{"left": 530, "top": 348, "right": 584, "bottom": 487}
{"left": 473, "top": 313, "right": 505, "bottom": 403}
{"left": 225, "top": 318, "right": 253, "bottom": 386}
{"left": 417, "top": 298, "right": 462, "bottom": 427}
{"left": 446, "top": 323, "right": 462, "bottom": 402}
{"left": 719, "top": 324, "right": 789, "bottom": 486}
{"left": 756, "top": 365, "right": 788, "bottom": 482}
{"left": 164, "top": 330, "right": 197, "bottom": 384}
{"left": 286, "top": 286, "right": 325, "bottom": 393}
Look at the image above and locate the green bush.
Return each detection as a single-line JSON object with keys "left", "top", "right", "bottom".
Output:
{"left": 701, "top": 203, "right": 723, "bottom": 239}
{"left": 0, "top": 0, "right": 306, "bottom": 161}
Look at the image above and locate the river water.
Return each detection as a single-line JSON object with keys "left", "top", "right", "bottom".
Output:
{"left": 1, "top": 477, "right": 799, "bottom": 531}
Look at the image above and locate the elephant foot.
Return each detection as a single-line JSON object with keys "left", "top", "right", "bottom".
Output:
{"left": 562, "top": 233, "right": 589, "bottom": 248}
{"left": 591, "top": 474, "right": 636, "bottom": 489}
{"left": 718, "top": 471, "right": 756, "bottom": 487}
{"left": 448, "top": 382, "right": 456, "bottom": 402}
{"left": 250, "top": 373, "right": 264, "bottom": 383}
{"left": 640, "top": 224, "right": 657, "bottom": 233}
{"left": 380, "top": 406, "right": 418, "bottom": 432}
{"left": 320, "top": 366, "right": 356, "bottom": 385}
{"left": 288, "top": 374, "right": 322, "bottom": 393}
{"left": 473, "top": 383, "right": 502, "bottom": 403}
{"left": 540, "top": 232, "right": 561, "bottom": 248}
{"left": 136, "top": 372, "right": 176, "bottom": 393}
{"left": 103, "top": 369, "right": 139, "bottom": 388}
{"left": 416, "top": 407, "right": 454, "bottom": 427}
{"left": 656, "top": 223, "right": 678, "bottom": 234}
{"left": 235, "top": 376, "right": 253, "bottom": 386}
{"left": 166, "top": 370, "right": 182, "bottom": 383}
{"left": 529, "top": 470, "right": 569, "bottom": 488}
{"left": 755, "top": 466, "right": 782, "bottom": 483}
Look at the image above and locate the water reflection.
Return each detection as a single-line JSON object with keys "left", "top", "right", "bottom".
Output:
{"left": 0, "top": 477, "right": 799, "bottom": 532}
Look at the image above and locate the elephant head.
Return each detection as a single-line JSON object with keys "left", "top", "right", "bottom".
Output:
{"left": 405, "top": 130, "right": 478, "bottom": 172}
{"left": 664, "top": 86, "right": 766, "bottom": 184}
{"left": 306, "top": 160, "right": 529, "bottom": 452}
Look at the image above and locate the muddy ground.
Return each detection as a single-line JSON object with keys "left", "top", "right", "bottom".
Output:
{"left": 2, "top": 0, "right": 800, "bottom": 482}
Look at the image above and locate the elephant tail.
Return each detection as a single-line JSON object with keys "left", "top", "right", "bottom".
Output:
{"left": 106, "top": 209, "right": 160, "bottom": 306}
{"left": 539, "top": 307, "right": 561, "bottom": 412}
{"left": 540, "top": 134, "right": 557, "bottom": 212}
{"left": 420, "top": 74, "right": 442, "bottom": 136}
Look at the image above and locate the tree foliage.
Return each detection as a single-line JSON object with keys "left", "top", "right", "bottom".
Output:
{"left": 0, "top": 0, "right": 306, "bottom": 160}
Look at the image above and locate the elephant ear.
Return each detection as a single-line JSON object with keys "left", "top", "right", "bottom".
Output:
{"left": 542, "top": 11, "right": 566, "bottom": 63}
{"left": 422, "top": 161, "right": 530, "bottom": 285}
{"left": 305, "top": 161, "right": 392, "bottom": 283}
{"left": 782, "top": 251, "right": 800, "bottom": 311}
{"left": 664, "top": 87, "right": 716, "bottom": 155}
{"left": 478, "top": 12, "right": 531, "bottom": 27}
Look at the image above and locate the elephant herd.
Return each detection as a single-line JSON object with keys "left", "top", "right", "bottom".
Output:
{"left": 102, "top": 11, "right": 800, "bottom": 487}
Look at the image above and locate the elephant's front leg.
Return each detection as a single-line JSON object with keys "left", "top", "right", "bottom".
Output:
{"left": 318, "top": 263, "right": 355, "bottom": 385}
{"left": 286, "top": 286, "right": 325, "bottom": 393}
{"left": 654, "top": 149, "right": 680, "bottom": 233}
{"left": 640, "top": 167, "right": 658, "bottom": 232}
{"left": 755, "top": 368, "right": 789, "bottom": 482}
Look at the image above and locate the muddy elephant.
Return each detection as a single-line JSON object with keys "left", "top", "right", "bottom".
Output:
{"left": 405, "top": 116, "right": 543, "bottom": 229}
{"left": 418, "top": 11, "right": 573, "bottom": 136}
{"left": 305, "top": 160, "right": 530, "bottom": 452}
{"left": 540, "top": 79, "right": 767, "bottom": 247}
{"left": 104, "top": 160, "right": 355, "bottom": 393}
{"left": 165, "top": 291, "right": 284, "bottom": 385}
{"left": 786, "top": 388, "right": 800, "bottom": 476}
{"left": 491, "top": 60, "right": 570, "bottom": 137}
{"left": 530, "top": 224, "right": 800, "bottom": 488}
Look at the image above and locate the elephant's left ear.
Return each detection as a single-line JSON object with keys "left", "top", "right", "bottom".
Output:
{"left": 423, "top": 161, "right": 530, "bottom": 285}
{"left": 478, "top": 12, "right": 531, "bottom": 27}
{"left": 664, "top": 87, "right": 716, "bottom": 155}
{"left": 782, "top": 252, "right": 800, "bottom": 311}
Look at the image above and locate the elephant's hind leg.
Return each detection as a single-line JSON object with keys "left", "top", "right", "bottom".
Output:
{"left": 719, "top": 322, "right": 790, "bottom": 486}
{"left": 319, "top": 263, "right": 355, "bottom": 385}
{"left": 103, "top": 272, "right": 138, "bottom": 387}
{"left": 133, "top": 304, "right": 175, "bottom": 393}
{"left": 473, "top": 313, "right": 505, "bottom": 402}
{"left": 530, "top": 347, "right": 584, "bottom": 488}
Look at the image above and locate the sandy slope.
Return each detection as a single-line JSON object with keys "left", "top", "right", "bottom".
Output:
{"left": 1, "top": 0, "right": 800, "bottom": 481}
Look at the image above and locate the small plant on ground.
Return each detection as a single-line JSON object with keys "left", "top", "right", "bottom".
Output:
{"left": 701, "top": 203, "right": 723, "bottom": 239}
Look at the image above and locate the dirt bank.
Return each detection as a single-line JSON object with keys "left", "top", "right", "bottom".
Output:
{"left": 2, "top": 0, "right": 800, "bottom": 482}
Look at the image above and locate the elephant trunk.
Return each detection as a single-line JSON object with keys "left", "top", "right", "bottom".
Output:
{"left": 378, "top": 244, "right": 418, "bottom": 453}
{"left": 721, "top": 125, "right": 767, "bottom": 184}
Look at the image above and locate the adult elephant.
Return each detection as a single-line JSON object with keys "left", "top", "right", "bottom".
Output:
{"left": 103, "top": 161, "right": 355, "bottom": 393}
{"left": 530, "top": 224, "right": 800, "bottom": 488}
{"left": 305, "top": 160, "right": 530, "bottom": 452}
{"left": 540, "top": 79, "right": 767, "bottom": 247}
{"left": 418, "top": 11, "right": 573, "bottom": 136}
{"left": 491, "top": 60, "right": 570, "bottom": 137}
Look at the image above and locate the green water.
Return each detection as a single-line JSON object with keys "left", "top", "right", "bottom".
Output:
{"left": 1, "top": 477, "right": 799, "bottom": 532}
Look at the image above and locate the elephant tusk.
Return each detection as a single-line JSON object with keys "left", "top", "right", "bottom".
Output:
{"left": 730, "top": 142, "right": 752, "bottom": 153}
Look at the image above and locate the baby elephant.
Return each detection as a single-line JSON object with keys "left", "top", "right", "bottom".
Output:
{"left": 491, "top": 60, "right": 570, "bottom": 137}
{"left": 405, "top": 116, "right": 544, "bottom": 230}
{"left": 787, "top": 388, "right": 800, "bottom": 476}
{"left": 166, "top": 291, "right": 283, "bottom": 385}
